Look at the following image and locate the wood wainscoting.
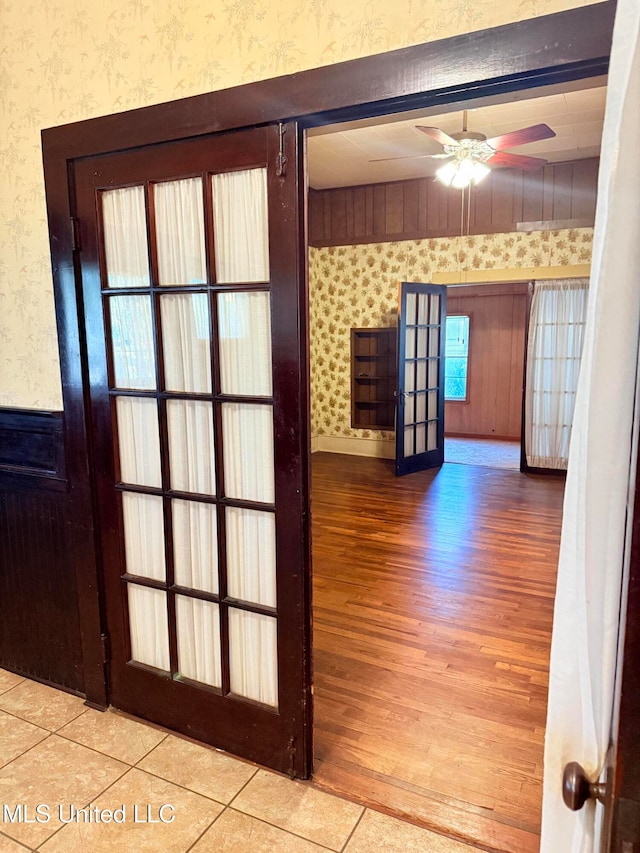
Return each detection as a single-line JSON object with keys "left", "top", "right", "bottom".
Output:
{"left": 0, "top": 408, "right": 84, "bottom": 692}
{"left": 309, "top": 159, "right": 598, "bottom": 248}
{"left": 445, "top": 283, "right": 529, "bottom": 440}
{"left": 311, "top": 452, "right": 565, "bottom": 852}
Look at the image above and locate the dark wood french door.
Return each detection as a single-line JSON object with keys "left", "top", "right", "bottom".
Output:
{"left": 72, "top": 124, "right": 311, "bottom": 777}
{"left": 395, "top": 283, "right": 447, "bottom": 476}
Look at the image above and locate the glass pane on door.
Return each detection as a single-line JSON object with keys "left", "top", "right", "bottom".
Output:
{"left": 172, "top": 499, "right": 218, "bottom": 594}
{"left": 226, "top": 507, "right": 276, "bottom": 608}
{"left": 116, "top": 397, "right": 161, "bottom": 487}
{"left": 222, "top": 403, "right": 275, "bottom": 503}
{"left": 155, "top": 178, "right": 207, "bottom": 286}
{"left": 103, "top": 186, "right": 150, "bottom": 289}
{"left": 212, "top": 168, "right": 269, "bottom": 283}
{"left": 110, "top": 296, "right": 156, "bottom": 389}
{"left": 176, "top": 596, "right": 222, "bottom": 687}
{"left": 128, "top": 585, "right": 170, "bottom": 671}
{"left": 218, "top": 291, "right": 272, "bottom": 396}
{"left": 229, "top": 609, "right": 278, "bottom": 707}
{"left": 160, "top": 294, "right": 212, "bottom": 393}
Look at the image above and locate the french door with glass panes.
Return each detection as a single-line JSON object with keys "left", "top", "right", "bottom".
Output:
{"left": 73, "top": 125, "right": 311, "bottom": 777}
{"left": 395, "top": 283, "right": 447, "bottom": 476}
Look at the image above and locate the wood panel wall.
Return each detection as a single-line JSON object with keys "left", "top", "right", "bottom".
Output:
{"left": 0, "top": 409, "right": 84, "bottom": 692}
{"left": 309, "top": 158, "right": 599, "bottom": 247}
{"left": 445, "top": 284, "right": 528, "bottom": 440}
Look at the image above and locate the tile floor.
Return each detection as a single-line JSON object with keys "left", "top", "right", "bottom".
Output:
{"left": 0, "top": 669, "right": 478, "bottom": 852}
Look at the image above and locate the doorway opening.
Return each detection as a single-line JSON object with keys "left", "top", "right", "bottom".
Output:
{"left": 305, "top": 76, "right": 605, "bottom": 850}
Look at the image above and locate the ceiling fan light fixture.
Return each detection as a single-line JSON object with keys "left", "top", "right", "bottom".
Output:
{"left": 436, "top": 157, "right": 491, "bottom": 189}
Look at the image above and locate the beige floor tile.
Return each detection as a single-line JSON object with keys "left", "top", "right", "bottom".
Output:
{"left": 57, "top": 708, "right": 166, "bottom": 765}
{"left": 344, "top": 810, "right": 479, "bottom": 853}
{"left": 0, "top": 672, "right": 24, "bottom": 696}
{"left": 39, "top": 767, "right": 222, "bottom": 853}
{"left": 138, "top": 734, "right": 257, "bottom": 804}
{"left": 192, "top": 808, "right": 331, "bottom": 852}
{"left": 232, "top": 769, "right": 363, "bottom": 851}
{"left": 0, "top": 711, "right": 49, "bottom": 768}
{"left": 0, "top": 681, "right": 85, "bottom": 732}
{"left": 0, "top": 735, "right": 127, "bottom": 848}
{"left": 0, "top": 833, "right": 31, "bottom": 852}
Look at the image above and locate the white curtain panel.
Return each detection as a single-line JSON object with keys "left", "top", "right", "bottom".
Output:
{"left": 154, "top": 177, "right": 207, "bottom": 286}
{"left": 229, "top": 609, "right": 278, "bottom": 707}
{"left": 217, "top": 291, "right": 273, "bottom": 396}
{"left": 525, "top": 279, "right": 589, "bottom": 469}
{"left": 110, "top": 295, "right": 156, "bottom": 389}
{"left": 128, "top": 585, "right": 170, "bottom": 671}
{"left": 102, "top": 185, "right": 150, "bottom": 288}
{"left": 172, "top": 499, "right": 218, "bottom": 594}
{"left": 160, "top": 293, "right": 212, "bottom": 393}
{"left": 226, "top": 507, "right": 276, "bottom": 607}
{"left": 166, "top": 399, "right": 216, "bottom": 494}
{"left": 222, "top": 403, "right": 275, "bottom": 503}
{"left": 541, "top": 2, "right": 640, "bottom": 850}
{"left": 176, "top": 596, "right": 222, "bottom": 688}
{"left": 121, "top": 492, "right": 165, "bottom": 581}
{"left": 212, "top": 168, "right": 269, "bottom": 283}
{"left": 116, "top": 397, "right": 161, "bottom": 488}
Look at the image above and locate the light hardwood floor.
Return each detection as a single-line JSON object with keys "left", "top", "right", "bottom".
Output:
{"left": 310, "top": 452, "right": 565, "bottom": 853}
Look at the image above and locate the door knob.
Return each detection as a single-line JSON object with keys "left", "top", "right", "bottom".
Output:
{"left": 562, "top": 762, "right": 606, "bottom": 811}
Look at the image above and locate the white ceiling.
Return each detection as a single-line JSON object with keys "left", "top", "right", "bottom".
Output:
{"left": 307, "top": 78, "right": 607, "bottom": 189}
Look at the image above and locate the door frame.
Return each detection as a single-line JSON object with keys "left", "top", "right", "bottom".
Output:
{"left": 41, "top": 0, "right": 615, "bottom": 766}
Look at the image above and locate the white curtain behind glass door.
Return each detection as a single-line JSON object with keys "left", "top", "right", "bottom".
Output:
{"left": 104, "top": 166, "right": 279, "bottom": 708}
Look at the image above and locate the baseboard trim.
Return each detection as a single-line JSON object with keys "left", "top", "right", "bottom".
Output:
{"left": 313, "top": 435, "right": 394, "bottom": 459}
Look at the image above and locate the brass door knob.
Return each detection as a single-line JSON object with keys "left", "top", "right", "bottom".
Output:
{"left": 562, "top": 762, "right": 606, "bottom": 811}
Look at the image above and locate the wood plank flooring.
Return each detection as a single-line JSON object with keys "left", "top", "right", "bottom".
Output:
{"left": 310, "top": 453, "right": 565, "bottom": 853}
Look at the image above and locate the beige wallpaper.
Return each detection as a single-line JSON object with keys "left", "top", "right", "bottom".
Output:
{"left": 0, "top": 0, "right": 601, "bottom": 409}
{"left": 309, "top": 228, "right": 593, "bottom": 441}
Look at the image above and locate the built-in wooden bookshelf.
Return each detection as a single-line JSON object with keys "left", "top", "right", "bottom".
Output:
{"left": 351, "top": 327, "right": 398, "bottom": 430}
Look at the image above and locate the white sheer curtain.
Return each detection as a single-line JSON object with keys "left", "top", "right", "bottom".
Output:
{"left": 160, "top": 293, "right": 211, "bottom": 393}
{"left": 115, "top": 397, "right": 161, "bottom": 487}
{"left": 212, "top": 168, "right": 269, "bottom": 283}
{"left": 121, "top": 492, "right": 165, "bottom": 581}
{"left": 541, "top": 2, "right": 640, "bottom": 850}
{"left": 525, "top": 279, "right": 589, "bottom": 469}
{"left": 229, "top": 609, "right": 278, "bottom": 706}
{"left": 167, "top": 399, "right": 215, "bottom": 494}
{"left": 226, "top": 507, "right": 276, "bottom": 607}
{"left": 222, "top": 403, "right": 275, "bottom": 503}
{"left": 128, "top": 585, "right": 170, "bottom": 671}
{"left": 218, "top": 291, "right": 272, "bottom": 395}
{"left": 110, "top": 295, "right": 156, "bottom": 389}
{"left": 155, "top": 178, "right": 207, "bottom": 285}
{"left": 108, "top": 166, "right": 279, "bottom": 702}
{"left": 102, "top": 185, "right": 150, "bottom": 289}
{"left": 176, "top": 596, "right": 222, "bottom": 687}
{"left": 172, "top": 499, "right": 218, "bottom": 594}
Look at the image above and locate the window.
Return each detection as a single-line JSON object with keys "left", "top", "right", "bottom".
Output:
{"left": 445, "top": 315, "right": 469, "bottom": 401}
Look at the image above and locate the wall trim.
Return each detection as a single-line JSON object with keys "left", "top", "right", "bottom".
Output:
{"left": 314, "top": 435, "right": 395, "bottom": 459}
{"left": 432, "top": 263, "right": 591, "bottom": 285}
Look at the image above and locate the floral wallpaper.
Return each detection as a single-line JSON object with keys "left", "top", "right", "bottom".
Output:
{"left": 309, "top": 228, "right": 593, "bottom": 441}
{"left": 0, "top": 0, "right": 600, "bottom": 409}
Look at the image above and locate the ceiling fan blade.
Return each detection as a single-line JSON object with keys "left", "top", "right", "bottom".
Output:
{"left": 485, "top": 123, "right": 556, "bottom": 151}
{"left": 487, "top": 151, "right": 548, "bottom": 170}
{"left": 368, "top": 152, "right": 452, "bottom": 163}
{"left": 415, "top": 126, "right": 458, "bottom": 147}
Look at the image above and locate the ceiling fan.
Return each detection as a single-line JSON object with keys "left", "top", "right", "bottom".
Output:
{"left": 371, "top": 111, "right": 556, "bottom": 188}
